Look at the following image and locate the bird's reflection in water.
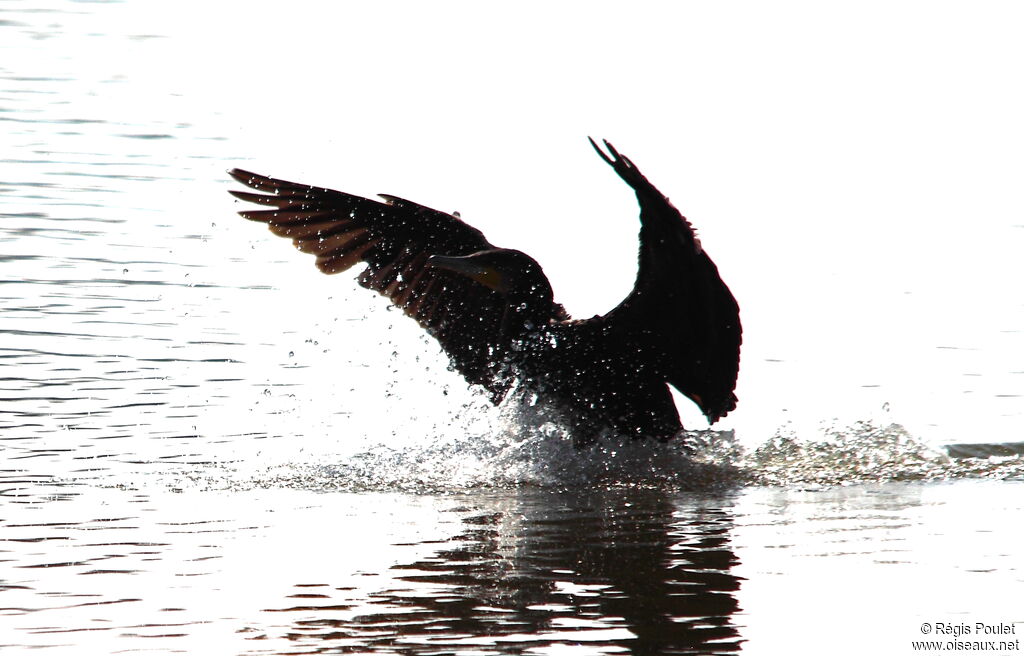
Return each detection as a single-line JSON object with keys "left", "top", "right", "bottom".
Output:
{"left": 273, "top": 487, "right": 743, "bottom": 654}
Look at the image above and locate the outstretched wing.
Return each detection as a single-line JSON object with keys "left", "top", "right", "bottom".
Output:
{"left": 228, "top": 168, "right": 518, "bottom": 397}
{"left": 588, "top": 140, "right": 742, "bottom": 422}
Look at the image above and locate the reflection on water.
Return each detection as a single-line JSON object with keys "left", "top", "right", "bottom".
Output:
{"left": 280, "top": 489, "right": 742, "bottom": 654}
{"left": 3, "top": 482, "right": 745, "bottom": 654}
{"left": 5, "top": 477, "right": 1023, "bottom": 654}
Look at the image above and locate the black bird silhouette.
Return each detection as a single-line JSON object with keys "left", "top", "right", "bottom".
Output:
{"left": 229, "top": 139, "right": 741, "bottom": 447}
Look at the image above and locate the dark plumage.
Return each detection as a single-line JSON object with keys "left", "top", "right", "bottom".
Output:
{"left": 228, "top": 139, "right": 741, "bottom": 447}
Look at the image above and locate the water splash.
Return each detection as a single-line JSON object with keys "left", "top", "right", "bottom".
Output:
{"left": 745, "top": 420, "right": 1024, "bottom": 486}
{"left": 161, "top": 401, "right": 1024, "bottom": 494}
{"left": 196, "top": 393, "right": 743, "bottom": 493}
{"left": 222, "top": 430, "right": 739, "bottom": 494}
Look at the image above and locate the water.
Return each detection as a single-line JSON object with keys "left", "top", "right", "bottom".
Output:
{"left": 3, "top": 1, "right": 1023, "bottom": 654}
{"left": 4, "top": 479, "right": 1023, "bottom": 654}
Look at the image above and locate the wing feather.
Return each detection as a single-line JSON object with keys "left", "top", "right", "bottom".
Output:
{"left": 228, "top": 167, "right": 523, "bottom": 394}
{"left": 586, "top": 141, "right": 742, "bottom": 422}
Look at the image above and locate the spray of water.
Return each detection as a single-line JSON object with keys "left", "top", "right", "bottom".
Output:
{"left": 215, "top": 408, "right": 1024, "bottom": 494}
{"left": 746, "top": 421, "right": 1024, "bottom": 486}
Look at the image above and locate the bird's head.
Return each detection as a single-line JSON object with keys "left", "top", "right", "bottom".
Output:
{"left": 429, "top": 249, "right": 556, "bottom": 338}
{"left": 427, "top": 249, "right": 548, "bottom": 298}
{"left": 428, "top": 250, "right": 510, "bottom": 293}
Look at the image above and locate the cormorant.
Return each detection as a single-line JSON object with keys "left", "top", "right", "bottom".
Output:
{"left": 228, "top": 139, "right": 741, "bottom": 447}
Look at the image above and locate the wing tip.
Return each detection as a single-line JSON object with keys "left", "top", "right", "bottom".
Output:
{"left": 228, "top": 168, "right": 256, "bottom": 184}
{"left": 588, "top": 137, "right": 636, "bottom": 173}
{"left": 588, "top": 136, "right": 614, "bottom": 167}
{"left": 227, "top": 189, "right": 252, "bottom": 201}
{"left": 228, "top": 168, "right": 283, "bottom": 193}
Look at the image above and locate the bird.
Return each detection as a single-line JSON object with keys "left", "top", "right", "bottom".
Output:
{"left": 228, "top": 139, "right": 741, "bottom": 447}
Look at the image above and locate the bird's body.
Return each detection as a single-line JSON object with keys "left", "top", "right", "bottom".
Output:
{"left": 229, "top": 140, "right": 741, "bottom": 447}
